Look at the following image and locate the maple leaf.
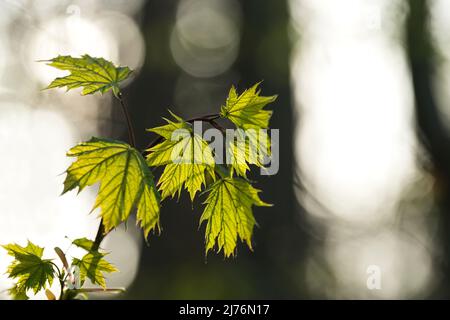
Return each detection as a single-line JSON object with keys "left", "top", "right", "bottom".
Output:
{"left": 146, "top": 112, "right": 215, "bottom": 201}
{"left": 200, "top": 177, "right": 271, "bottom": 257}
{"left": 43, "top": 55, "right": 132, "bottom": 96}
{"left": 8, "top": 284, "right": 29, "bottom": 300}
{"left": 221, "top": 83, "right": 276, "bottom": 177}
{"left": 228, "top": 128, "right": 271, "bottom": 177}
{"left": 63, "top": 137, "right": 160, "bottom": 238}
{"left": 72, "top": 238, "right": 95, "bottom": 252}
{"left": 71, "top": 237, "right": 117, "bottom": 288}
{"left": 2, "top": 241, "right": 55, "bottom": 298}
{"left": 220, "top": 82, "right": 277, "bottom": 130}
{"left": 72, "top": 252, "right": 117, "bottom": 289}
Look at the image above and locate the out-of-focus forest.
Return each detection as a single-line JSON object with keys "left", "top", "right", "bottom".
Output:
{"left": 1, "top": 0, "right": 450, "bottom": 299}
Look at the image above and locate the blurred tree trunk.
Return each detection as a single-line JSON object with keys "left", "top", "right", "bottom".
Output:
{"left": 124, "top": 0, "right": 309, "bottom": 298}
{"left": 406, "top": 0, "right": 450, "bottom": 298}
{"left": 234, "top": 0, "right": 309, "bottom": 298}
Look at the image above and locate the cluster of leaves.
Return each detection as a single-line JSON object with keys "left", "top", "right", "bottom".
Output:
{"left": 3, "top": 55, "right": 277, "bottom": 299}
{"left": 3, "top": 238, "right": 116, "bottom": 300}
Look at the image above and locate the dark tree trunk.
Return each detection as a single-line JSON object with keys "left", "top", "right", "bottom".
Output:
{"left": 406, "top": 0, "right": 450, "bottom": 298}
{"left": 124, "top": 0, "right": 309, "bottom": 299}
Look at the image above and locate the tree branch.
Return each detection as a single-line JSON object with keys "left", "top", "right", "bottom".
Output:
{"left": 92, "top": 106, "right": 221, "bottom": 251}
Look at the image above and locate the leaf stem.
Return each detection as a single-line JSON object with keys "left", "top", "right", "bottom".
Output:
{"left": 59, "top": 279, "right": 65, "bottom": 300}
{"left": 185, "top": 113, "right": 220, "bottom": 122}
{"left": 144, "top": 136, "right": 164, "bottom": 153}
{"left": 50, "top": 262, "right": 65, "bottom": 300}
{"left": 117, "top": 92, "right": 137, "bottom": 148}
{"left": 209, "top": 119, "right": 226, "bottom": 134}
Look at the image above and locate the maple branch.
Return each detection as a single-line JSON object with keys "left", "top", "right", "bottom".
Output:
{"left": 93, "top": 108, "right": 222, "bottom": 251}
{"left": 185, "top": 113, "right": 220, "bottom": 122}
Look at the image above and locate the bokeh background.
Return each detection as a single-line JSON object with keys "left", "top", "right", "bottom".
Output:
{"left": 1, "top": 0, "right": 450, "bottom": 299}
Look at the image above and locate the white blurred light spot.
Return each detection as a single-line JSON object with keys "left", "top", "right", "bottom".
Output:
{"left": 171, "top": 0, "right": 241, "bottom": 78}
{"left": 290, "top": 0, "right": 432, "bottom": 298}
{"left": 0, "top": 102, "right": 98, "bottom": 297}
{"left": 0, "top": 34, "right": 8, "bottom": 83}
{"left": 101, "top": 228, "right": 141, "bottom": 289}
{"left": 96, "top": 11, "right": 146, "bottom": 71}
{"left": 292, "top": 0, "right": 415, "bottom": 223}
{"left": 323, "top": 231, "right": 433, "bottom": 298}
{"left": 0, "top": 1, "right": 146, "bottom": 300}
{"left": 22, "top": 14, "right": 118, "bottom": 86}
{"left": 0, "top": 102, "right": 142, "bottom": 298}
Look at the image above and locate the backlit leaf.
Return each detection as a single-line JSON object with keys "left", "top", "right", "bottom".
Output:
{"left": 221, "top": 83, "right": 275, "bottom": 177}
{"left": 228, "top": 128, "right": 271, "bottom": 177}
{"left": 8, "top": 284, "right": 29, "bottom": 300}
{"left": 2, "top": 241, "right": 55, "bottom": 296}
{"left": 63, "top": 137, "right": 160, "bottom": 238}
{"left": 200, "top": 177, "right": 271, "bottom": 257}
{"left": 43, "top": 55, "right": 132, "bottom": 96}
{"left": 72, "top": 238, "right": 95, "bottom": 252}
{"left": 72, "top": 252, "right": 117, "bottom": 288}
{"left": 146, "top": 112, "right": 215, "bottom": 201}
{"left": 220, "top": 83, "right": 277, "bottom": 130}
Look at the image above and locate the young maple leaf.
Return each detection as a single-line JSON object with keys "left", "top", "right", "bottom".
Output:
{"left": 63, "top": 137, "right": 160, "bottom": 238}
{"left": 146, "top": 112, "right": 215, "bottom": 201}
{"left": 43, "top": 55, "right": 132, "bottom": 97}
{"left": 2, "top": 241, "right": 55, "bottom": 298}
{"left": 221, "top": 83, "right": 276, "bottom": 177}
{"left": 220, "top": 82, "right": 277, "bottom": 130}
{"left": 200, "top": 177, "right": 271, "bottom": 257}
{"left": 70, "top": 238, "right": 117, "bottom": 288}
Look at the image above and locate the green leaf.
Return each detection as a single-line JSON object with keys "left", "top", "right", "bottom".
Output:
{"left": 220, "top": 83, "right": 277, "bottom": 130}
{"left": 228, "top": 139, "right": 249, "bottom": 177}
{"left": 2, "top": 241, "right": 55, "bottom": 295}
{"left": 63, "top": 137, "right": 160, "bottom": 238}
{"left": 72, "top": 238, "right": 96, "bottom": 252}
{"left": 200, "top": 177, "right": 271, "bottom": 257}
{"left": 72, "top": 252, "right": 117, "bottom": 288}
{"left": 146, "top": 112, "right": 215, "bottom": 201}
{"left": 220, "top": 84, "right": 275, "bottom": 177}
{"left": 146, "top": 111, "right": 190, "bottom": 140}
{"left": 8, "top": 284, "right": 29, "bottom": 300}
{"left": 228, "top": 128, "right": 271, "bottom": 177}
{"left": 43, "top": 55, "right": 132, "bottom": 96}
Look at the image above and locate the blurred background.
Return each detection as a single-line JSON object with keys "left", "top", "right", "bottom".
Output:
{"left": 1, "top": 0, "right": 450, "bottom": 299}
